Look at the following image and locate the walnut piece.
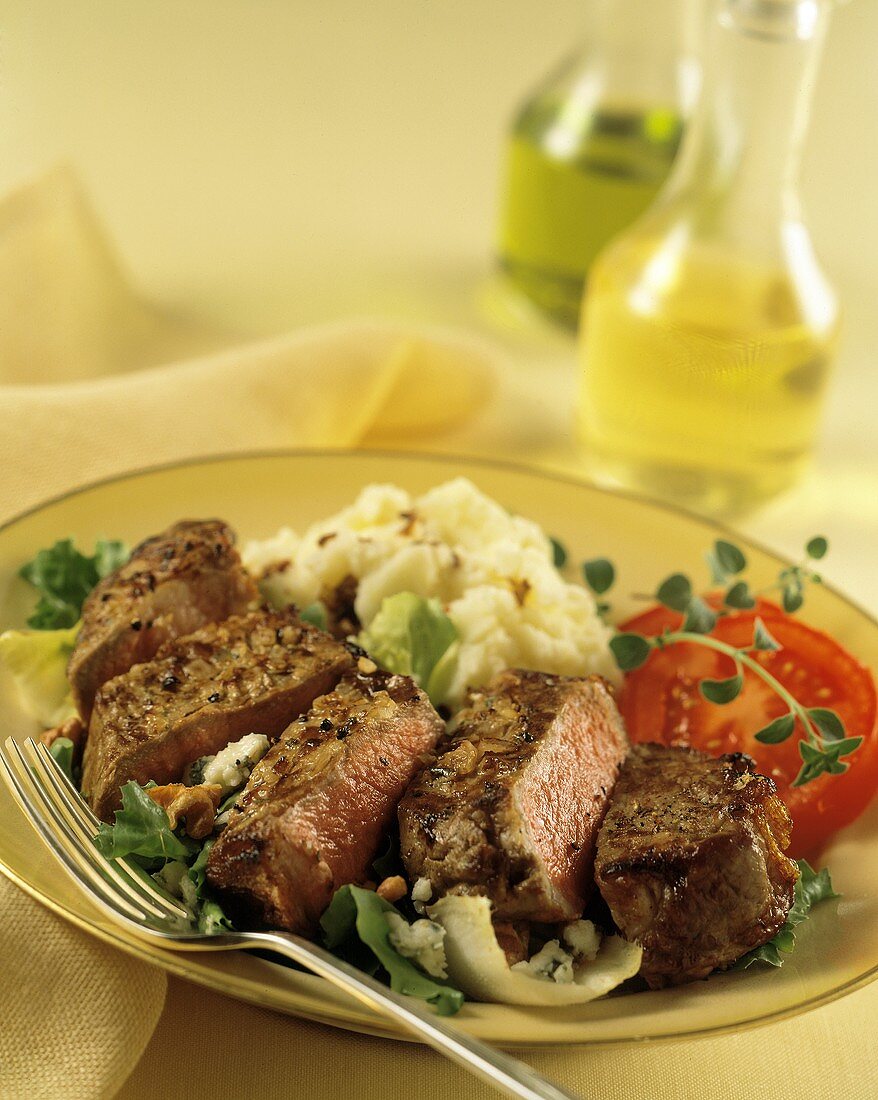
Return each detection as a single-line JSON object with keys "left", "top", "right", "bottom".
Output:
{"left": 376, "top": 875, "right": 408, "bottom": 903}
{"left": 147, "top": 782, "right": 222, "bottom": 839}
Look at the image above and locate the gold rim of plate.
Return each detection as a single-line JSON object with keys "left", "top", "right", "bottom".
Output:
{"left": 1, "top": 448, "right": 876, "bottom": 1047}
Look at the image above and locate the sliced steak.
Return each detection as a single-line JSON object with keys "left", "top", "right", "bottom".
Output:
{"left": 398, "top": 669, "right": 628, "bottom": 923}
{"left": 206, "top": 662, "right": 445, "bottom": 934}
{"left": 81, "top": 609, "right": 354, "bottom": 820}
{"left": 69, "top": 519, "right": 258, "bottom": 721}
{"left": 595, "top": 743, "right": 800, "bottom": 988}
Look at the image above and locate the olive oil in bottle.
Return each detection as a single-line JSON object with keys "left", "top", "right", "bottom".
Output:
{"left": 498, "top": 101, "right": 682, "bottom": 328}
{"left": 578, "top": 0, "right": 841, "bottom": 514}
{"left": 496, "top": 1, "right": 699, "bottom": 328}
{"left": 579, "top": 240, "right": 839, "bottom": 513}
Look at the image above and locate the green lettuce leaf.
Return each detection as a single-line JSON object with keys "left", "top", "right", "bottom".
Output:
{"left": 148, "top": 841, "right": 234, "bottom": 933}
{"left": 358, "top": 593, "right": 458, "bottom": 706}
{"left": 48, "top": 737, "right": 76, "bottom": 783}
{"left": 0, "top": 622, "right": 79, "bottom": 726}
{"left": 93, "top": 781, "right": 197, "bottom": 862}
{"left": 20, "top": 538, "right": 128, "bottom": 629}
{"left": 735, "top": 860, "right": 839, "bottom": 969}
{"left": 197, "top": 898, "right": 234, "bottom": 935}
{"left": 188, "top": 838, "right": 219, "bottom": 897}
{"left": 187, "top": 843, "right": 234, "bottom": 933}
{"left": 321, "top": 885, "right": 464, "bottom": 1016}
{"left": 92, "top": 540, "right": 129, "bottom": 579}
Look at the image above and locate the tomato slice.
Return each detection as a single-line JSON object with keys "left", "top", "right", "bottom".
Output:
{"left": 617, "top": 602, "right": 878, "bottom": 857}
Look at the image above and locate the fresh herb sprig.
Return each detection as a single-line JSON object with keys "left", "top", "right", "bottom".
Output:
{"left": 584, "top": 537, "right": 862, "bottom": 787}
{"left": 707, "top": 534, "right": 829, "bottom": 614}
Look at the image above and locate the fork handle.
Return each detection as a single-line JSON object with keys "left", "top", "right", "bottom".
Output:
{"left": 239, "top": 929, "right": 582, "bottom": 1100}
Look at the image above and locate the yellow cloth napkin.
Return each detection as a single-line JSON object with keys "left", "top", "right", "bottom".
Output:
{"left": 0, "top": 167, "right": 497, "bottom": 1100}
{"left": 0, "top": 167, "right": 496, "bottom": 520}
{"left": 0, "top": 875, "right": 165, "bottom": 1100}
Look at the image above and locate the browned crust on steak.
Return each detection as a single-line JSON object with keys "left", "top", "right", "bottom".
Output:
{"left": 398, "top": 669, "right": 628, "bottom": 923}
{"left": 69, "top": 520, "right": 257, "bottom": 721}
{"left": 595, "top": 743, "right": 800, "bottom": 987}
{"left": 206, "top": 666, "right": 445, "bottom": 934}
{"left": 81, "top": 608, "right": 354, "bottom": 819}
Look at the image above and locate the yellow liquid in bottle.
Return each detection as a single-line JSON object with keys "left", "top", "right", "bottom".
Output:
{"left": 578, "top": 238, "right": 839, "bottom": 514}
{"left": 497, "top": 103, "right": 682, "bottom": 328}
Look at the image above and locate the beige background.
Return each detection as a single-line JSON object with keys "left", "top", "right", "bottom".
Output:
{"left": 0, "top": 0, "right": 875, "bottom": 320}
{"left": 1, "top": 0, "right": 876, "bottom": 325}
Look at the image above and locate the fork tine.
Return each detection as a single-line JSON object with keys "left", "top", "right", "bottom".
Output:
{"left": 0, "top": 744, "right": 157, "bottom": 924}
{"left": 3, "top": 738, "right": 169, "bottom": 924}
{"left": 31, "top": 741, "right": 189, "bottom": 921}
{"left": 35, "top": 741, "right": 102, "bottom": 827}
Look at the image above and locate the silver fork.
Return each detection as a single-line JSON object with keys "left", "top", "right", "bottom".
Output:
{"left": 1, "top": 737, "right": 581, "bottom": 1100}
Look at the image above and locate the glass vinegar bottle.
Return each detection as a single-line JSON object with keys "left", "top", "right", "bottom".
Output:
{"left": 496, "top": 0, "right": 700, "bottom": 328}
{"left": 577, "top": 0, "right": 840, "bottom": 515}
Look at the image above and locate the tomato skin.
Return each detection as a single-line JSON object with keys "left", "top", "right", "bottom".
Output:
{"left": 617, "top": 602, "right": 878, "bottom": 857}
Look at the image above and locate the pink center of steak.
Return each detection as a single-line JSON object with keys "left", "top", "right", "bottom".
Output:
{"left": 275, "top": 693, "right": 439, "bottom": 891}
{"left": 399, "top": 670, "right": 629, "bottom": 923}
{"left": 516, "top": 693, "right": 623, "bottom": 913}
{"left": 207, "top": 671, "right": 445, "bottom": 933}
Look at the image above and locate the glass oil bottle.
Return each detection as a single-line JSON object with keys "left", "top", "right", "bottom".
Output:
{"left": 496, "top": 0, "right": 700, "bottom": 328}
{"left": 578, "top": 0, "right": 841, "bottom": 515}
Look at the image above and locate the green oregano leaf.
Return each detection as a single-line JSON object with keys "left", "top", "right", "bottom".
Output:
{"left": 706, "top": 550, "right": 727, "bottom": 585}
{"left": 821, "top": 736, "right": 863, "bottom": 758}
{"left": 806, "top": 708, "right": 846, "bottom": 742}
{"left": 700, "top": 674, "right": 744, "bottom": 705}
{"left": 655, "top": 573, "right": 692, "bottom": 612}
{"left": 724, "top": 581, "right": 756, "bottom": 610}
{"left": 583, "top": 558, "right": 615, "bottom": 596}
{"left": 791, "top": 737, "right": 861, "bottom": 787}
{"left": 714, "top": 540, "right": 747, "bottom": 576}
{"left": 782, "top": 583, "right": 804, "bottom": 614}
{"left": 550, "top": 537, "right": 568, "bottom": 569}
{"left": 754, "top": 713, "right": 796, "bottom": 744}
{"left": 681, "top": 595, "right": 717, "bottom": 635}
{"left": 793, "top": 745, "right": 830, "bottom": 787}
{"left": 752, "top": 617, "right": 781, "bottom": 652}
{"left": 806, "top": 536, "right": 828, "bottom": 561}
{"left": 610, "top": 633, "right": 652, "bottom": 672}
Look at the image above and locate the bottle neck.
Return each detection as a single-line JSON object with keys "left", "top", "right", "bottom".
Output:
{"left": 582, "top": 0, "right": 701, "bottom": 110}
{"left": 666, "top": 0, "right": 830, "bottom": 222}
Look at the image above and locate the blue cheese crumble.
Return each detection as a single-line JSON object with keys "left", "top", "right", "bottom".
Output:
{"left": 510, "top": 920, "right": 603, "bottom": 984}
{"left": 385, "top": 912, "right": 448, "bottom": 979}
{"left": 189, "top": 733, "right": 270, "bottom": 794}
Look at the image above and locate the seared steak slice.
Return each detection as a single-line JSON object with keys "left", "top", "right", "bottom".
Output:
{"left": 82, "top": 609, "right": 354, "bottom": 820}
{"left": 398, "top": 670, "right": 628, "bottom": 923}
{"left": 595, "top": 743, "right": 799, "bottom": 988}
{"left": 206, "top": 664, "right": 445, "bottom": 934}
{"left": 69, "top": 519, "right": 257, "bottom": 720}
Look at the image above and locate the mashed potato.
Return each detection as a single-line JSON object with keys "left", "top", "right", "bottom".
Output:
{"left": 244, "top": 478, "right": 617, "bottom": 707}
